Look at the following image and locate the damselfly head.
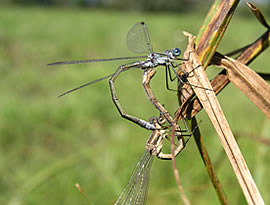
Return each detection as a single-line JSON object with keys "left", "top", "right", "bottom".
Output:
{"left": 173, "top": 48, "right": 181, "bottom": 57}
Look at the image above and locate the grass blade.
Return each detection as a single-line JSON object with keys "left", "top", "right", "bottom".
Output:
{"left": 191, "top": 118, "right": 229, "bottom": 205}
{"left": 195, "top": 0, "right": 240, "bottom": 67}
{"left": 236, "top": 30, "right": 270, "bottom": 65}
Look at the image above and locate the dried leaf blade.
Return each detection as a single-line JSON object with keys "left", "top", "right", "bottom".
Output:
{"left": 217, "top": 56, "right": 270, "bottom": 118}
{"left": 246, "top": 1, "right": 270, "bottom": 29}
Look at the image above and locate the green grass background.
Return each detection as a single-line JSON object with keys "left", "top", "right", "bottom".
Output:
{"left": 0, "top": 5, "right": 269, "bottom": 205}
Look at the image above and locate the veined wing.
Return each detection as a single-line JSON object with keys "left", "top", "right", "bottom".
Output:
{"left": 126, "top": 22, "right": 153, "bottom": 54}
{"left": 114, "top": 150, "right": 154, "bottom": 205}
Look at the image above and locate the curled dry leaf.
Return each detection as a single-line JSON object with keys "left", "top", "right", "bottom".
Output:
{"left": 214, "top": 55, "right": 270, "bottom": 119}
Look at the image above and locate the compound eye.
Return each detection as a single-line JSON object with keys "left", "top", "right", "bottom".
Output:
{"left": 173, "top": 48, "right": 181, "bottom": 56}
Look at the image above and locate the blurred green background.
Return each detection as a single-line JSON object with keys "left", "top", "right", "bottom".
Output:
{"left": 0, "top": 1, "right": 269, "bottom": 205}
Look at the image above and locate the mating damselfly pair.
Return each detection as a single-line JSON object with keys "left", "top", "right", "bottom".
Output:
{"left": 49, "top": 22, "right": 194, "bottom": 205}
{"left": 48, "top": 21, "right": 192, "bottom": 130}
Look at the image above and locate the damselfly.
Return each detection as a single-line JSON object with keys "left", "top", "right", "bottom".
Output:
{"left": 114, "top": 115, "right": 192, "bottom": 205}
{"left": 48, "top": 22, "right": 190, "bottom": 130}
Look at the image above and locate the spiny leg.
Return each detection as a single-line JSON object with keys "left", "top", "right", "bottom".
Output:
{"left": 167, "top": 63, "right": 178, "bottom": 82}
{"left": 172, "top": 60, "right": 213, "bottom": 91}
{"left": 171, "top": 50, "right": 210, "bottom": 91}
{"left": 165, "top": 64, "right": 177, "bottom": 92}
{"left": 167, "top": 62, "right": 197, "bottom": 96}
{"left": 169, "top": 62, "right": 189, "bottom": 87}
{"left": 166, "top": 63, "right": 196, "bottom": 98}
{"left": 109, "top": 63, "right": 156, "bottom": 130}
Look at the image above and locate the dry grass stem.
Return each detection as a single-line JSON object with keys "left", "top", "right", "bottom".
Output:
{"left": 182, "top": 32, "right": 265, "bottom": 205}
{"left": 171, "top": 124, "right": 191, "bottom": 205}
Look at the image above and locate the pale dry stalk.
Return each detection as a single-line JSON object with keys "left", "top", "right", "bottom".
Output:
{"left": 181, "top": 32, "right": 265, "bottom": 205}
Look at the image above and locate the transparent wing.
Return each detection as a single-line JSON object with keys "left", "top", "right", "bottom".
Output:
{"left": 126, "top": 22, "right": 153, "bottom": 54}
{"left": 114, "top": 150, "right": 154, "bottom": 205}
{"left": 173, "top": 30, "right": 188, "bottom": 52}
